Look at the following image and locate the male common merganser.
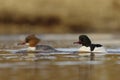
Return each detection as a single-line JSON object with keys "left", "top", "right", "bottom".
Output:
{"left": 18, "top": 34, "right": 57, "bottom": 52}
{"left": 74, "top": 35, "right": 107, "bottom": 53}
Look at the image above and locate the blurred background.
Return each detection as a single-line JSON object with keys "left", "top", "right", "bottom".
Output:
{"left": 0, "top": 0, "right": 120, "bottom": 34}
{"left": 0, "top": 1, "right": 120, "bottom": 80}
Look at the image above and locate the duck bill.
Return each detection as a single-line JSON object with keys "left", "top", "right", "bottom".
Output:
{"left": 18, "top": 42, "right": 30, "bottom": 46}
{"left": 73, "top": 41, "right": 81, "bottom": 44}
{"left": 17, "top": 42, "right": 26, "bottom": 45}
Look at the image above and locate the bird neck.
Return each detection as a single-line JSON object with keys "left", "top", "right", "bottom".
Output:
{"left": 27, "top": 47, "right": 36, "bottom": 51}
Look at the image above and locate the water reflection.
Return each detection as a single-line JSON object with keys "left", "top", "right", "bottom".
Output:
{"left": 90, "top": 52, "right": 95, "bottom": 61}
{"left": 0, "top": 53, "right": 119, "bottom": 80}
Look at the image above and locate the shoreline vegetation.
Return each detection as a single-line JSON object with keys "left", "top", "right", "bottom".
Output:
{"left": 0, "top": 0, "right": 120, "bottom": 34}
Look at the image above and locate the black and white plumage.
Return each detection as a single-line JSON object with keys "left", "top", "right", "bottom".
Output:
{"left": 74, "top": 35, "right": 107, "bottom": 52}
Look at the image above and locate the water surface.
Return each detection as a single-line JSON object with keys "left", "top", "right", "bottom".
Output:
{"left": 0, "top": 34, "right": 120, "bottom": 80}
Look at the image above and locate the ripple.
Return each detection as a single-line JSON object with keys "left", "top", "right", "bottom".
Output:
{"left": 54, "top": 61, "right": 103, "bottom": 66}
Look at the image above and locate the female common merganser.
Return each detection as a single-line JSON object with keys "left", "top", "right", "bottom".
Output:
{"left": 74, "top": 35, "right": 107, "bottom": 53}
{"left": 18, "top": 34, "right": 57, "bottom": 52}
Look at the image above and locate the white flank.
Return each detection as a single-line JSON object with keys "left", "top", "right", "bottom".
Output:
{"left": 78, "top": 46, "right": 107, "bottom": 53}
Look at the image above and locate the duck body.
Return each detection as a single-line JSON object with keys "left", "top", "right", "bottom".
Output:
{"left": 74, "top": 35, "right": 107, "bottom": 53}
{"left": 30, "top": 45, "right": 57, "bottom": 52}
{"left": 18, "top": 34, "right": 58, "bottom": 52}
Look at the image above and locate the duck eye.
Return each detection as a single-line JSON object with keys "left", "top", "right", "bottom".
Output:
{"left": 25, "top": 38, "right": 30, "bottom": 43}
{"left": 80, "top": 38, "right": 85, "bottom": 42}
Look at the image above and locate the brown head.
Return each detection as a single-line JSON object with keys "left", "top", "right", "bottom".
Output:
{"left": 18, "top": 34, "right": 40, "bottom": 47}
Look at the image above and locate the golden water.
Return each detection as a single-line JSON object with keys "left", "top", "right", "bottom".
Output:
{"left": 0, "top": 54, "right": 119, "bottom": 80}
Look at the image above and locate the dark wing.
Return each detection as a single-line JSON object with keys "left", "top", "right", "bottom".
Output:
{"left": 90, "top": 44, "right": 102, "bottom": 51}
